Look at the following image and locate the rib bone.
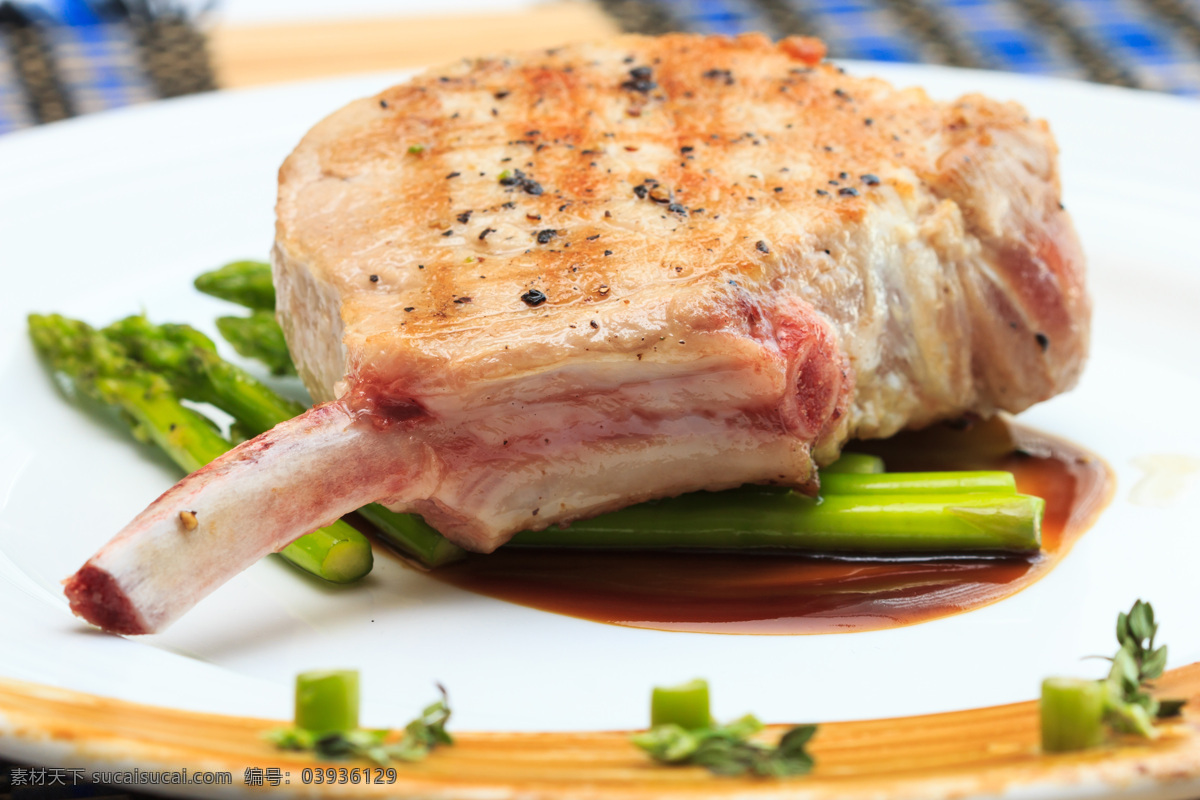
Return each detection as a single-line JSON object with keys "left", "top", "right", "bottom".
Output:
{"left": 63, "top": 403, "right": 428, "bottom": 634}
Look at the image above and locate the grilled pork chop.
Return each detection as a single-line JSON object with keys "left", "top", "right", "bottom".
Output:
{"left": 65, "top": 33, "right": 1089, "bottom": 634}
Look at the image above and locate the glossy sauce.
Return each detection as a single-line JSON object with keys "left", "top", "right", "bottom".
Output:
{"left": 423, "top": 417, "right": 1114, "bottom": 634}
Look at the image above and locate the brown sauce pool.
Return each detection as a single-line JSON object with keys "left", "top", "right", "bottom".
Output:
{"left": 400, "top": 417, "right": 1113, "bottom": 634}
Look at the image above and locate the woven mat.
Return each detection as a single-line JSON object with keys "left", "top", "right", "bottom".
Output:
{"left": 2, "top": 0, "right": 1199, "bottom": 136}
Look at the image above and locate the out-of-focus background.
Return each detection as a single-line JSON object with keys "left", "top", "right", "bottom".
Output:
{"left": 0, "top": 2, "right": 1197, "bottom": 800}
{"left": 0, "top": 0, "right": 1197, "bottom": 136}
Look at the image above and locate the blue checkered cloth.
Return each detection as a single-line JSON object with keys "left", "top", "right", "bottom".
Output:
{"left": 664, "top": 0, "right": 1200, "bottom": 93}
{"left": 45, "top": 20, "right": 156, "bottom": 115}
{"left": 1, "top": 0, "right": 1197, "bottom": 136}
{"left": 0, "top": 0, "right": 208, "bottom": 134}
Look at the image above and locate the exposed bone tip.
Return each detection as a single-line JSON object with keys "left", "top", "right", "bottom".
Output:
{"left": 63, "top": 563, "right": 151, "bottom": 635}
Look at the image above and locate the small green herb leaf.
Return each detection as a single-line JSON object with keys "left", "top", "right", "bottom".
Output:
{"left": 1143, "top": 646, "right": 1168, "bottom": 681}
{"left": 631, "top": 724, "right": 701, "bottom": 763}
{"left": 1102, "top": 600, "right": 1185, "bottom": 738}
{"left": 632, "top": 716, "right": 816, "bottom": 778}
{"left": 1127, "top": 600, "right": 1156, "bottom": 645}
{"left": 266, "top": 686, "right": 452, "bottom": 765}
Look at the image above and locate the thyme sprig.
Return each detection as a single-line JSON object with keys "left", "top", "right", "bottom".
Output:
{"left": 1102, "top": 600, "right": 1186, "bottom": 735}
{"left": 268, "top": 686, "right": 453, "bottom": 765}
{"left": 632, "top": 715, "right": 817, "bottom": 778}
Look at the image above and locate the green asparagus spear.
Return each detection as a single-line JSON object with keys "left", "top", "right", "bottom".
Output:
{"left": 356, "top": 505, "right": 466, "bottom": 568}
{"left": 194, "top": 259, "right": 276, "bottom": 310}
{"left": 820, "top": 471, "right": 1017, "bottom": 496}
{"left": 29, "top": 314, "right": 233, "bottom": 473}
{"left": 195, "top": 261, "right": 296, "bottom": 374}
{"left": 28, "top": 313, "right": 372, "bottom": 584}
{"left": 216, "top": 311, "right": 297, "bottom": 376}
{"left": 651, "top": 679, "right": 712, "bottom": 730}
{"left": 509, "top": 490, "right": 1043, "bottom": 553}
{"left": 295, "top": 669, "right": 361, "bottom": 734}
{"left": 1041, "top": 678, "right": 1108, "bottom": 752}
{"left": 104, "top": 314, "right": 304, "bottom": 438}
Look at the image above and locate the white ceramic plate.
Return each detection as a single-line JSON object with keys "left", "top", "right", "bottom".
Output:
{"left": 1, "top": 61, "right": 1199, "bottom": 794}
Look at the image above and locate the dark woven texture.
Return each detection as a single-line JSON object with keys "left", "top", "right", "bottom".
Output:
{"left": 0, "top": 0, "right": 213, "bottom": 133}
{"left": 2, "top": 0, "right": 1199, "bottom": 136}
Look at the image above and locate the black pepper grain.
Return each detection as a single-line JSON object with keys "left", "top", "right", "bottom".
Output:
{"left": 702, "top": 68, "right": 734, "bottom": 85}
{"left": 861, "top": 174, "right": 880, "bottom": 186}
{"left": 536, "top": 229, "right": 557, "bottom": 244}
{"left": 521, "top": 289, "right": 547, "bottom": 307}
{"left": 621, "top": 66, "right": 657, "bottom": 93}
{"left": 446, "top": 172, "right": 460, "bottom": 179}
{"left": 457, "top": 211, "right": 472, "bottom": 224}
{"left": 478, "top": 227, "right": 496, "bottom": 240}
{"left": 838, "top": 187, "right": 859, "bottom": 197}
{"left": 1035, "top": 333, "right": 1050, "bottom": 351}
{"left": 369, "top": 274, "right": 379, "bottom": 282}
{"left": 756, "top": 240, "right": 770, "bottom": 254}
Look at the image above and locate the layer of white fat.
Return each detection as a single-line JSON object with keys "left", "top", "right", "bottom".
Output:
{"left": 377, "top": 355, "right": 807, "bottom": 551}
{"left": 401, "top": 408, "right": 809, "bottom": 551}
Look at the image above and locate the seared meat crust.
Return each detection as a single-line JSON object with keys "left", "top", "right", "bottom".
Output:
{"left": 275, "top": 33, "right": 1087, "bottom": 548}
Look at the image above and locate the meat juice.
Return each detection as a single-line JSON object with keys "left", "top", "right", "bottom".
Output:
{"left": 385, "top": 416, "right": 1113, "bottom": 634}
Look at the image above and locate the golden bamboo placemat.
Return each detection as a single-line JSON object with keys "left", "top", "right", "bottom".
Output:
{"left": 208, "top": 2, "right": 621, "bottom": 89}
{"left": 2, "top": 666, "right": 1200, "bottom": 799}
